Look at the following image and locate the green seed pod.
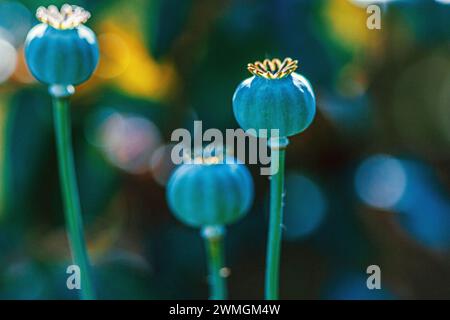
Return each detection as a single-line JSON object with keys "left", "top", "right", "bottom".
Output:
{"left": 24, "top": 5, "right": 99, "bottom": 86}
{"left": 232, "top": 58, "right": 316, "bottom": 138}
{"left": 167, "top": 157, "right": 254, "bottom": 228}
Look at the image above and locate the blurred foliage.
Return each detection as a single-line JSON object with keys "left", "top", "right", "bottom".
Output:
{"left": 0, "top": 0, "right": 449, "bottom": 299}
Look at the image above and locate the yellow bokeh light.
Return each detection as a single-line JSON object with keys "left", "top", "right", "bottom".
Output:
{"left": 96, "top": 33, "right": 131, "bottom": 80}
{"left": 322, "top": 0, "right": 381, "bottom": 52}
{"left": 94, "top": 21, "right": 178, "bottom": 101}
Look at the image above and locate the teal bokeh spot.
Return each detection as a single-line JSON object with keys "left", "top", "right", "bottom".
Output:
{"left": 25, "top": 23, "right": 99, "bottom": 86}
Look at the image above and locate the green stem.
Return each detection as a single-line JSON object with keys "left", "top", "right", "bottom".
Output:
{"left": 0, "top": 99, "right": 11, "bottom": 221}
{"left": 52, "top": 92, "right": 95, "bottom": 300}
{"left": 265, "top": 137, "right": 288, "bottom": 300}
{"left": 202, "top": 226, "right": 227, "bottom": 300}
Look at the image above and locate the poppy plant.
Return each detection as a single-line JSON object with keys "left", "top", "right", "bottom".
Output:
{"left": 167, "top": 155, "right": 254, "bottom": 299}
{"left": 24, "top": 4, "right": 99, "bottom": 300}
{"left": 233, "top": 58, "right": 316, "bottom": 299}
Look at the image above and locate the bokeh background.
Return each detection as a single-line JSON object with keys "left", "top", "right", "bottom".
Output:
{"left": 0, "top": 0, "right": 449, "bottom": 299}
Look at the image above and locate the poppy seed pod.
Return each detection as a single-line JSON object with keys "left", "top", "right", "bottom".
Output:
{"left": 25, "top": 4, "right": 99, "bottom": 86}
{"left": 232, "top": 58, "right": 316, "bottom": 138}
{"left": 167, "top": 157, "right": 254, "bottom": 228}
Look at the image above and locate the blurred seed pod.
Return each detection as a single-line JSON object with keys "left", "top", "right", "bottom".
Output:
{"left": 167, "top": 156, "right": 254, "bottom": 228}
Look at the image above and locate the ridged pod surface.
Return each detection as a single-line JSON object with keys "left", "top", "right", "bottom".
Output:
{"left": 233, "top": 59, "right": 316, "bottom": 138}
{"left": 167, "top": 160, "right": 254, "bottom": 228}
{"left": 25, "top": 23, "right": 99, "bottom": 86}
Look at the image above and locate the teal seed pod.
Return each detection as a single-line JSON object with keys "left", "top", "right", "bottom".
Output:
{"left": 167, "top": 157, "right": 254, "bottom": 228}
{"left": 24, "top": 4, "right": 99, "bottom": 86}
{"left": 232, "top": 58, "right": 316, "bottom": 138}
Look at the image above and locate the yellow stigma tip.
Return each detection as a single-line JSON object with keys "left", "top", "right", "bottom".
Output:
{"left": 247, "top": 58, "right": 298, "bottom": 79}
{"left": 36, "top": 4, "right": 91, "bottom": 30}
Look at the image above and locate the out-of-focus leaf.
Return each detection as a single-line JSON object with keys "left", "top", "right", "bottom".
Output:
{"left": 145, "top": 0, "right": 193, "bottom": 60}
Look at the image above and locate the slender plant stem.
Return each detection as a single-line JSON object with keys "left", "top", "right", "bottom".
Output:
{"left": 202, "top": 226, "right": 227, "bottom": 300}
{"left": 0, "top": 101, "right": 11, "bottom": 221}
{"left": 265, "top": 137, "right": 288, "bottom": 300}
{"left": 52, "top": 95, "right": 95, "bottom": 300}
